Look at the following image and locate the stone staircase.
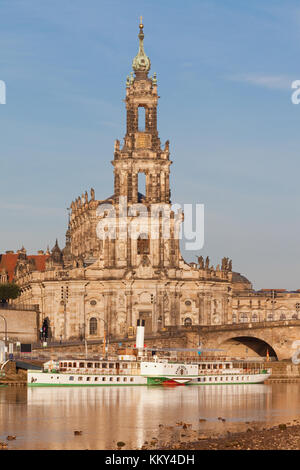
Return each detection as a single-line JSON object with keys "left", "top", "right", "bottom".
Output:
{"left": 265, "top": 361, "right": 300, "bottom": 383}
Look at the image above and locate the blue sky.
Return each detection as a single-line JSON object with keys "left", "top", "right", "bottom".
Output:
{"left": 0, "top": 0, "right": 300, "bottom": 290}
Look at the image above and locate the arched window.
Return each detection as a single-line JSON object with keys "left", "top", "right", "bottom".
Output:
{"left": 252, "top": 314, "right": 258, "bottom": 322}
{"left": 292, "top": 313, "right": 298, "bottom": 320}
{"left": 184, "top": 317, "right": 192, "bottom": 326}
{"left": 89, "top": 317, "right": 97, "bottom": 335}
{"left": 137, "top": 234, "right": 150, "bottom": 255}
{"left": 267, "top": 314, "right": 274, "bottom": 322}
{"left": 232, "top": 314, "right": 237, "bottom": 324}
{"left": 240, "top": 313, "right": 248, "bottom": 323}
{"left": 280, "top": 313, "right": 286, "bottom": 321}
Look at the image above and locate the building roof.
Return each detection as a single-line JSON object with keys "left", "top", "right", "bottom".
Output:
{"left": 0, "top": 251, "right": 50, "bottom": 282}
{"left": 231, "top": 272, "right": 252, "bottom": 286}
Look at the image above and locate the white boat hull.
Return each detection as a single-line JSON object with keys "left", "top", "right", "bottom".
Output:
{"left": 27, "top": 371, "right": 271, "bottom": 387}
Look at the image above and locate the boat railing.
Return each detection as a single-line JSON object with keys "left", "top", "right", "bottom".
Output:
{"left": 56, "top": 368, "right": 141, "bottom": 376}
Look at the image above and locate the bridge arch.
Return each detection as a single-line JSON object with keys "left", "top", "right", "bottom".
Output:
{"left": 218, "top": 335, "right": 278, "bottom": 360}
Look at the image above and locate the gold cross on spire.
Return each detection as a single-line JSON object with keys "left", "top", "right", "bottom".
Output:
{"left": 140, "top": 15, "right": 143, "bottom": 27}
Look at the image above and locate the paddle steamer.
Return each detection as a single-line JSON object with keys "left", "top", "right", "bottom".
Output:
{"left": 27, "top": 321, "right": 271, "bottom": 386}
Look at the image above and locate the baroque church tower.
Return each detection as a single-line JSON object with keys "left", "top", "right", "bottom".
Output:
{"left": 99, "top": 19, "right": 181, "bottom": 272}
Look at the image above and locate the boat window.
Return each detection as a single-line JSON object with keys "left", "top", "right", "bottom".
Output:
{"left": 68, "top": 362, "right": 72, "bottom": 367}
{"left": 219, "top": 364, "right": 222, "bottom": 369}
{"left": 73, "top": 362, "right": 77, "bottom": 368}
{"left": 87, "top": 363, "right": 93, "bottom": 368}
{"left": 109, "top": 363, "right": 114, "bottom": 369}
{"left": 63, "top": 362, "right": 67, "bottom": 367}
{"left": 213, "top": 364, "right": 217, "bottom": 369}
{"left": 102, "top": 363, "right": 107, "bottom": 368}
{"left": 226, "top": 364, "right": 230, "bottom": 369}
{"left": 79, "top": 362, "right": 85, "bottom": 368}
{"left": 215, "top": 377, "right": 218, "bottom": 381}
{"left": 198, "top": 378, "right": 201, "bottom": 382}
{"left": 69, "top": 376, "right": 74, "bottom": 381}
{"left": 207, "top": 364, "right": 211, "bottom": 369}
{"left": 78, "top": 377, "right": 83, "bottom": 381}
{"left": 110, "top": 377, "right": 113, "bottom": 382}
{"left": 117, "top": 377, "right": 120, "bottom": 382}
{"left": 95, "top": 363, "right": 100, "bottom": 368}
{"left": 122, "top": 364, "right": 128, "bottom": 369}
{"left": 87, "top": 377, "right": 91, "bottom": 381}
{"left": 203, "top": 378, "right": 206, "bottom": 382}
{"left": 130, "top": 378, "right": 134, "bottom": 382}
{"left": 209, "top": 377, "right": 212, "bottom": 381}
{"left": 124, "top": 377, "right": 127, "bottom": 382}
{"left": 102, "top": 377, "right": 106, "bottom": 381}
{"left": 201, "top": 365, "right": 206, "bottom": 369}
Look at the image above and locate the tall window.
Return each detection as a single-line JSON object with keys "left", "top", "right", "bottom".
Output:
{"left": 138, "top": 172, "right": 146, "bottom": 198}
{"left": 138, "top": 106, "right": 146, "bottom": 131}
{"left": 137, "top": 234, "right": 150, "bottom": 255}
{"left": 89, "top": 317, "right": 97, "bottom": 335}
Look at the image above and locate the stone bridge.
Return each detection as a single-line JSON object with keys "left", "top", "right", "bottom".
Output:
{"left": 176, "top": 320, "right": 300, "bottom": 361}
{"left": 31, "top": 320, "right": 300, "bottom": 363}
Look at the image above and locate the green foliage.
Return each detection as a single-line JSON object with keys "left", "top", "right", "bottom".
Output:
{"left": 0, "top": 283, "right": 21, "bottom": 302}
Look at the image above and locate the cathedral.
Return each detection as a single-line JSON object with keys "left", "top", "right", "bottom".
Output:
{"left": 8, "top": 22, "right": 300, "bottom": 342}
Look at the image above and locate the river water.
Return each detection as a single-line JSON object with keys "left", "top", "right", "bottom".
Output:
{"left": 1, "top": 383, "right": 300, "bottom": 450}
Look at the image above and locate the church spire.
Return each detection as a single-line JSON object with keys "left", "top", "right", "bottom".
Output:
{"left": 132, "top": 17, "right": 151, "bottom": 78}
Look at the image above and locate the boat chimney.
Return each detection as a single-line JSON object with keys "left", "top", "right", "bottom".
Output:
{"left": 136, "top": 319, "right": 145, "bottom": 356}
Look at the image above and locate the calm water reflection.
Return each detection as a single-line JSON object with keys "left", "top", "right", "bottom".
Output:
{"left": 1, "top": 384, "right": 300, "bottom": 449}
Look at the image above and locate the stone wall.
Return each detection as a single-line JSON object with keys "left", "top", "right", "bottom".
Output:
{"left": 0, "top": 308, "right": 39, "bottom": 344}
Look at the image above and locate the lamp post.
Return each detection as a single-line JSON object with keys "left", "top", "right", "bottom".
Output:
{"left": 0, "top": 314, "right": 8, "bottom": 362}
{"left": 98, "top": 318, "right": 108, "bottom": 358}
{"left": 60, "top": 286, "right": 69, "bottom": 341}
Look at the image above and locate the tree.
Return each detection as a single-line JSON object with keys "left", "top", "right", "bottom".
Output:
{"left": 0, "top": 283, "right": 21, "bottom": 303}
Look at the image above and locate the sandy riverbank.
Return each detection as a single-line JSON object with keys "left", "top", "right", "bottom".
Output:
{"left": 140, "top": 421, "right": 300, "bottom": 451}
